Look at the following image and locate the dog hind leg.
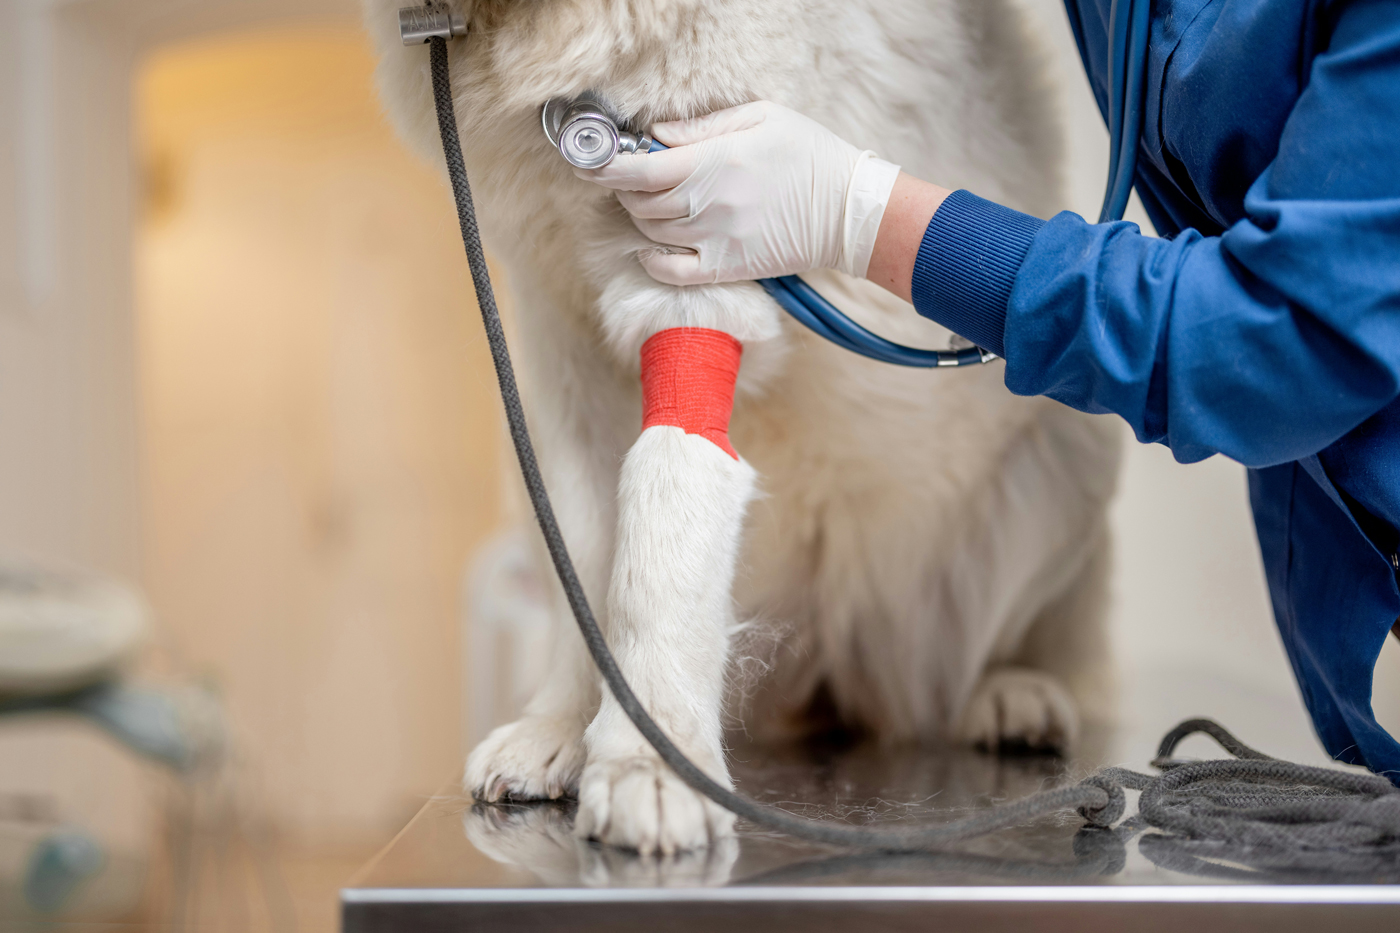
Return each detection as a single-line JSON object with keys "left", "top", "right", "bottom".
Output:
{"left": 958, "top": 530, "right": 1112, "bottom": 753}
{"left": 954, "top": 418, "right": 1120, "bottom": 754}
{"left": 1003, "top": 524, "right": 1117, "bottom": 735}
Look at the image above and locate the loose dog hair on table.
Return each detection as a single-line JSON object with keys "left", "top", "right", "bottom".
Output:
{"left": 367, "top": 0, "right": 1124, "bottom": 854}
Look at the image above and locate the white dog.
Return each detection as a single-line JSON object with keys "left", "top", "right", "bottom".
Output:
{"left": 366, "top": 0, "right": 1121, "bottom": 855}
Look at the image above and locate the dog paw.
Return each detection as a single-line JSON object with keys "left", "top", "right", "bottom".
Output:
{"left": 575, "top": 756, "right": 735, "bottom": 855}
{"left": 958, "top": 668, "right": 1079, "bottom": 754}
{"left": 465, "top": 716, "right": 588, "bottom": 801}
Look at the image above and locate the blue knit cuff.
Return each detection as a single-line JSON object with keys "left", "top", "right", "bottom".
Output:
{"left": 909, "top": 189, "right": 1046, "bottom": 359}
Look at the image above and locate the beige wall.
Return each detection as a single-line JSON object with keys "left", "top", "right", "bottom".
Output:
{"left": 134, "top": 25, "right": 504, "bottom": 843}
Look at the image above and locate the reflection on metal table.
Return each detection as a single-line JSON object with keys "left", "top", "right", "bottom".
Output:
{"left": 341, "top": 726, "right": 1400, "bottom": 932}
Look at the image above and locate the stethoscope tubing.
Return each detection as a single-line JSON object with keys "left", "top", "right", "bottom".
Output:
{"left": 760, "top": 275, "right": 996, "bottom": 367}
{"left": 1101, "top": 0, "right": 1150, "bottom": 224}
{"left": 645, "top": 139, "right": 997, "bottom": 367}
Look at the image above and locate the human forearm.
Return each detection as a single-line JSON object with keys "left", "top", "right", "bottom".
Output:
{"left": 865, "top": 173, "right": 951, "bottom": 302}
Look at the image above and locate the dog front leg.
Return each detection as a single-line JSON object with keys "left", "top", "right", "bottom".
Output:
{"left": 576, "top": 329, "right": 755, "bottom": 854}
{"left": 465, "top": 335, "right": 628, "bottom": 802}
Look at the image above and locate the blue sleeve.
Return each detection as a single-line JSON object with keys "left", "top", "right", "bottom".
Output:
{"left": 910, "top": 2, "right": 1400, "bottom": 467}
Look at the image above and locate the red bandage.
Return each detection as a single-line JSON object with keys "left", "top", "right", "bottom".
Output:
{"left": 640, "top": 328, "right": 743, "bottom": 460}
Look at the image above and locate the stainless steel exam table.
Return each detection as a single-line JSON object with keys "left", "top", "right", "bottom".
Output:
{"left": 342, "top": 718, "right": 1400, "bottom": 932}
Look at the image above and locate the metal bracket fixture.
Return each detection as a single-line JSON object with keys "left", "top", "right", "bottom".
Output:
{"left": 398, "top": 6, "right": 467, "bottom": 45}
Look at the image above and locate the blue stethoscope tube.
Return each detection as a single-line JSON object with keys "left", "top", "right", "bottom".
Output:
{"left": 645, "top": 140, "right": 996, "bottom": 367}
{"left": 1101, "top": 0, "right": 1150, "bottom": 225}
{"left": 644, "top": 0, "right": 1147, "bottom": 368}
{"left": 758, "top": 275, "right": 997, "bottom": 367}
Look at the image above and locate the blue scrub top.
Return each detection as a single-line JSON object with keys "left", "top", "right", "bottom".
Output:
{"left": 909, "top": 0, "right": 1400, "bottom": 780}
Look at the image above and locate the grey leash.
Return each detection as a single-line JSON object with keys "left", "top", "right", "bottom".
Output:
{"left": 423, "top": 35, "right": 1400, "bottom": 854}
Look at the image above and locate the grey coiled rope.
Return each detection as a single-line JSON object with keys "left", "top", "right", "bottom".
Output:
{"left": 425, "top": 36, "right": 1400, "bottom": 859}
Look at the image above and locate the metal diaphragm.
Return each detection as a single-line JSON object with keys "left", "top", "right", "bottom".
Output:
{"left": 558, "top": 112, "right": 620, "bottom": 169}
{"left": 541, "top": 95, "right": 653, "bottom": 169}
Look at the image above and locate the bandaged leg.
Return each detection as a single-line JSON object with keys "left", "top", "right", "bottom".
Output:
{"left": 639, "top": 328, "right": 743, "bottom": 458}
{"left": 576, "top": 328, "right": 754, "bottom": 854}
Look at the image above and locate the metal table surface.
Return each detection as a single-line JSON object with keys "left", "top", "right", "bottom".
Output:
{"left": 342, "top": 727, "right": 1400, "bottom": 932}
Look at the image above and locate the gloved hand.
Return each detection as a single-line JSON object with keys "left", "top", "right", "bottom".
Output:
{"left": 577, "top": 101, "right": 901, "bottom": 286}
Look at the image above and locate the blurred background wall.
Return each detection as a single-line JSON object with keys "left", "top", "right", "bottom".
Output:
{"left": 134, "top": 23, "right": 503, "bottom": 848}
{"left": 0, "top": 0, "right": 1395, "bottom": 928}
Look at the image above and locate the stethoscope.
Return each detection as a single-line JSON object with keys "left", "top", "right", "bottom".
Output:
{"left": 541, "top": 0, "right": 1151, "bottom": 368}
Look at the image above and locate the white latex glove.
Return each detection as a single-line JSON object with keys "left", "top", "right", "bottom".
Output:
{"left": 577, "top": 101, "right": 900, "bottom": 286}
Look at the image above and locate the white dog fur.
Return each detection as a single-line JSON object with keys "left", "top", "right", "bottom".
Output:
{"left": 364, "top": 0, "right": 1122, "bottom": 855}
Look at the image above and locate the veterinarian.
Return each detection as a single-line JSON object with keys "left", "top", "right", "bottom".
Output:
{"left": 581, "top": 0, "right": 1400, "bottom": 781}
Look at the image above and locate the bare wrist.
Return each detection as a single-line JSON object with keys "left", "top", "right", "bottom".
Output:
{"left": 866, "top": 173, "right": 952, "bottom": 302}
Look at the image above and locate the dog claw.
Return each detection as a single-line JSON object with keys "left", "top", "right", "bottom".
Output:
{"left": 464, "top": 716, "right": 588, "bottom": 803}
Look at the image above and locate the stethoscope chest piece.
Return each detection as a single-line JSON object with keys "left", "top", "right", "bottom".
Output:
{"left": 541, "top": 94, "right": 655, "bottom": 169}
